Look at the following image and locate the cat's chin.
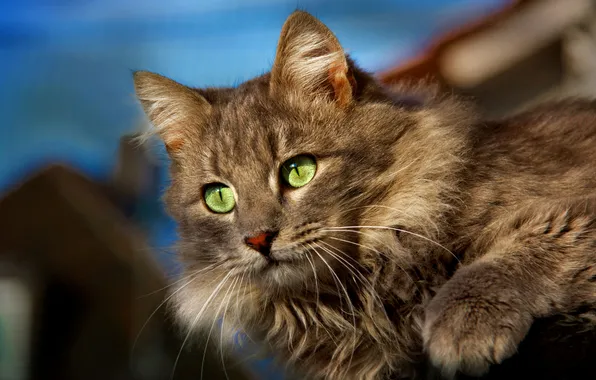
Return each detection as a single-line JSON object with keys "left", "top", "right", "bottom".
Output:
{"left": 255, "top": 258, "right": 311, "bottom": 290}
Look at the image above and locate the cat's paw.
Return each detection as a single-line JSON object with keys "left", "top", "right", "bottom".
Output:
{"left": 422, "top": 293, "right": 533, "bottom": 378}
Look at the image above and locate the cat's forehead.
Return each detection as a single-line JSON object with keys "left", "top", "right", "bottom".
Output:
{"left": 201, "top": 86, "right": 329, "bottom": 154}
{"left": 204, "top": 94, "right": 284, "bottom": 156}
{"left": 200, "top": 80, "right": 280, "bottom": 134}
{"left": 192, "top": 88, "right": 292, "bottom": 182}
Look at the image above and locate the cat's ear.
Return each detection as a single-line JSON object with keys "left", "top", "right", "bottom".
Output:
{"left": 133, "top": 71, "right": 211, "bottom": 155}
{"left": 270, "top": 11, "right": 356, "bottom": 107}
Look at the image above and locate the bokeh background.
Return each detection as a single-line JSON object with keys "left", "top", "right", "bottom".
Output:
{"left": 2, "top": 0, "right": 596, "bottom": 379}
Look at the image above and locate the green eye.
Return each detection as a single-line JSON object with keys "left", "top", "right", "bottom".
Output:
{"left": 204, "top": 183, "right": 235, "bottom": 213}
{"left": 280, "top": 155, "right": 317, "bottom": 188}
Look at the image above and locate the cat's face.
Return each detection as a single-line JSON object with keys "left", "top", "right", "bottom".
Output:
{"left": 158, "top": 78, "right": 409, "bottom": 290}
{"left": 134, "top": 11, "right": 470, "bottom": 311}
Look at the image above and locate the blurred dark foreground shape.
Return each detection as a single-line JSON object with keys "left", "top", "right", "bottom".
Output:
{"left": 0, "top": 137, "right": 254, "bottom": 380}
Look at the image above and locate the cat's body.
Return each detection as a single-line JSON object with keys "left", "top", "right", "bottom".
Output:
{"left": 134, "top": 11, "right": 596, "bottom": 380}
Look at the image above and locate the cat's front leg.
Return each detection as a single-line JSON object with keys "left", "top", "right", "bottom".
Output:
{"left": 422, "top": 199, "right": 596, "bottom": 378}
{"left": 422, "top": 259, "right": 537, "bottom": 378}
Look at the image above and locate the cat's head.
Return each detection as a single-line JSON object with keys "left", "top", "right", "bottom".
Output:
{"left": 133, "top": 11, "right": 472, "bottom": 328}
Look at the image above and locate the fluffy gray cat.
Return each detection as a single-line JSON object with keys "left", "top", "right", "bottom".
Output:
{"left": 133, "top": 11, "right": 596, "bottom": 380}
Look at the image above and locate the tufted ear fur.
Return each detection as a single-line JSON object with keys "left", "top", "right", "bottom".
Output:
{"left": 133, "top": 71, "right": 211, "bottom": 155}
{"left": 270, "top": 11, "right": 356, "bottom": 107}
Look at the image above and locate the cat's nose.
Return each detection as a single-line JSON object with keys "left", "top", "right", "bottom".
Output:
{"left": 245, "top": 231, "right": 278, "bottom": 257}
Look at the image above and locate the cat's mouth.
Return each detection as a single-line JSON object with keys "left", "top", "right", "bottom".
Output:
{"left": 263, "top": 256, "right": 281, "bottom": 267}
{"left": 249, "top": 235, "right": 359, "bottom": 290}
{"left": 261, "top": 253, "right": 300, "bottom": 268}
{"left": 253, "top": 248, "right": 312, "bottom": 282}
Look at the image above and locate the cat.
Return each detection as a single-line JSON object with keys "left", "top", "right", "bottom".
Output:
{"left": 133, "top": 10, "right": 596, "bottom": 380}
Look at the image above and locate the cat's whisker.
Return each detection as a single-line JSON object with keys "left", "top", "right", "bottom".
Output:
{"left": 132, "top": 266, "right": 216, "bottom": 357}
{"left": 316, "top": 240, "right": 363, "bottom": 275}
{"left": 137, "top": 276, "right": 191, "bottom": 300}
{"left": 325, "top": 225, "right": 459, "bottom": 263}
{"left": 386, "top": 158, "right": 419, "bottom": 177}
{"left": 241, "top": 273, "right": 257, "bottom": 346}
{"left": 320, "top": 229, "right": 394, "bottom": 263}
{"left": 222, "top": 271, "right": 252, "bottom": 352}
{"left": 314, "top": 240, "right": 388, "bottom": 333}
{"left": 311, "top": 242, "right": 358, "bottom": 376}
{"left": 298, "top": 248, "right": 340, "bottom": 348}
{"left": 302, "top": 247, "right": 321, "bottom": 314}
{"left": 325, "top": 229, "right": 424, "bottom": 296}
{"left": 321, "top": 232, "right": 421, "bottom": 295}
{"left": 232, "top": 271, "right": 256, "bottom": 347}
{"left": 171, "top": 271, "right": 233, "bottom": 380}
{"left": 317, "top": 240, "right": 390, "bottom": 322}
{"left": 306, "top": 242, "right": 345, "bottom": 312}
{"left": 138, "top": 263, "right": 220, "bottom": 299}
{"left": 200, "top": 280, "right": 230, "bottom": 380}
{"left": 307, "top": 243, "right": 354, "bottom": 318}
{"left": 320, "top": 234, "right": 421, "bottom": 337}
{"left": 316, "top": 237, "right": 368, "bottom": 267}
{"left": 234, "top": 270, "right": 247, "bottom": 316}
{"left": 340, "top": 204, "right": 417, "bottom": 221}
{"left": 200, "top": 275, "right": 237, "bottom": 380}
{"left": 316, "top": 241, "right": 370, "bottom": 294}
{"left": 220, "top": 277, "right": 240, "bottom": 380}
{"left": 315, "top": 242, "right": 371, "bottom": 317}
{"left": 321, "top": 227, "right": 411, "bottom": 270}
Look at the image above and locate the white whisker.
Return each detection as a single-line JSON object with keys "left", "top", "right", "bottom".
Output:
{"left": 137, "top": 263, "right": 219, "bottom": 299}
{"left": 234, "top": 270, "right": 247, "bottom": 315}
{"left": 240, "top": 272, "right": 257, "bottom": 346}
{"left": 311, "top": 242, "right": 358, "bottom": 377}
{"left": 315, "top": 241, "right": 389, "bottom": 339}
{"left": 306, "top": 243, "right": 344, "bottom": 312}
{"left": 171, "top": 271, "right": 233, "bottom": 380}
{"left": 317, "top": 240, "right": 391, "bottom": 319}
{"left": 322, "top": 233, "right": 420, "bottom": 295}
{"left": 200, "top": 275, "right": 237, "bottom": 380}
{"left": 132, "top": 265, "right": 217, "bottom": 356}
{"left": 300, "top": 248, "right": 341, "bottom": 348}
{"left": 325, "top": 225, "right": 459, "bottom": 263}
{"left": 220, "top": 277, "right": 240, "bottom": 380}
{"left": 303, "top": 248, "right": 320, "bottom": 314}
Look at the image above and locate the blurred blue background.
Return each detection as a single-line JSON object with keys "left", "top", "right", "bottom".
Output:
{"left": 0, "top": 0, "right": 505, "bottom": 256}
{"left": 0, "top": 0, "right": 505, "bottom": 377}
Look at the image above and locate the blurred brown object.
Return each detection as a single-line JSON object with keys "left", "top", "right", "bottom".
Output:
{"left": 112, "top": 134, "right": 157, "bottom": 205}
{"left": 0, "top": 165, "right": 252, "bottom": 380}
{"left": 380, "top": 0, "right": 596, "bottom": 117}
{"left": 380, "top": 0, "right": 525, "bottom": 86}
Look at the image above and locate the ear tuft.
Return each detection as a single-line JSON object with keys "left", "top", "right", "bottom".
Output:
{"left": 270, "top": 11, "right": 355, "bottom": 106}
{"left": 133, "top": 71, "right": 210, "bottom": 154}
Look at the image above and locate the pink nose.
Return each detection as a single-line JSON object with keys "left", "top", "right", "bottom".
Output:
{"left": 245, "top": 231, "right": 277, "bottom": 256}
